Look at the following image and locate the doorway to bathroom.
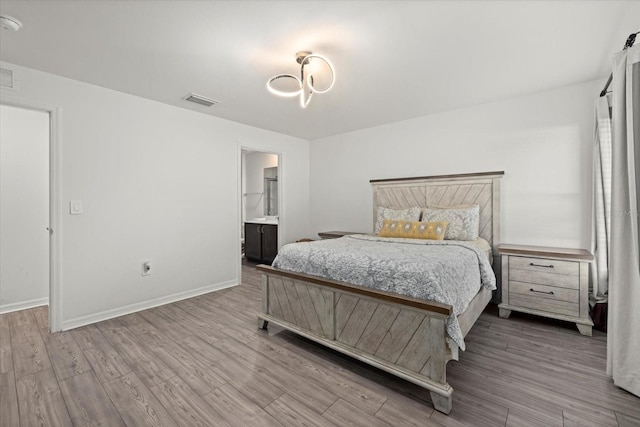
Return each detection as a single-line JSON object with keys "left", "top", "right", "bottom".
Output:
{"left": 240, "top": 149, "right": 280, "bottom": 267}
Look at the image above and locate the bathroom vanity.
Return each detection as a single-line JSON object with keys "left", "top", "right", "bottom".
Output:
{"left": 244, "top": 219, "right": 278, "bottom": 263}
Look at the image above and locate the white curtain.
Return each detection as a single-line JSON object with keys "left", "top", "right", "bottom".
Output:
{"left": 607, "top": 43, "right": 640, "bottom": 397}
{"left": 592, "top": 95, "right": 612, "bottom": 304}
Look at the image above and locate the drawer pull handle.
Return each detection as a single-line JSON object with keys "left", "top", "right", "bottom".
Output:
{"left": 530, "top": 288, "right": 554, "bottom": 295}
{"left": 530, "top": 262, "right": 554, "bottom": 268}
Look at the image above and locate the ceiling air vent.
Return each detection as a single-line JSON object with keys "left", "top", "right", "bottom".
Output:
{"left": 184, "top": 93, "right": 219, "bottom": 107}
{"left": 1, "top": 68, "right": 14, "bottom": 89}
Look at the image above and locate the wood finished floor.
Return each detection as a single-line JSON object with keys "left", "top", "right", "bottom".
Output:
{"left": 1, "top": 262, "right": 639, "bottom": 427}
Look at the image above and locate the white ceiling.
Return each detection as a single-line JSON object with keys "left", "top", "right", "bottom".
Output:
{"left": 0, "top": 1, "right": 638, "bottom": 140}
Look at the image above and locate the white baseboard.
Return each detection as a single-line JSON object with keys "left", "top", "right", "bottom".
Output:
{"left": 0, "top": 297, "right": 49, "bottom": 314}
{"left": 60, "top": 280, "right": 238, "bottom": 331}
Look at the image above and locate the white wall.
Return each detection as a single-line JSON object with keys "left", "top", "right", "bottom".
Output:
{"left": 0, "top": 61, "right": 310, "bottom": 329}
{"left": 242, "top": 151, "right": 278, "bottom": 222}
{"left": 0, "top": 57, "right": 599, "bottom": 327}
{"left": 0, "top": 105, "right": 50, "bottom": 313}
{"left": 310, "top": 79, "right": 601, "bottom": 249}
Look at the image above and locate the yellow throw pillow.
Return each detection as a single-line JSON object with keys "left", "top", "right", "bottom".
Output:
{"left": 378, "top": 219, "right": 405, "bottom": 237}
{"left": 414, "top": 221, "right": 449, "bottom": 240}
{"left": 378, "top": 219, "right": 448, "bottom": 240}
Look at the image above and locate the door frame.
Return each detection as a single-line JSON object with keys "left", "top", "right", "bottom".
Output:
{"left": 238, "top": 145, "right": 282, "bottom": 283}
{"left": 1, "top": 96, "right": 62, "bottom": 332}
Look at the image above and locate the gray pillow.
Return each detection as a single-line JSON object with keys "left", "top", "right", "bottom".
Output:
{"left": 421, "top": 205, "right": 480, "bottom": 240}
{"left": 375, "top": 207, "right": 421, "bottom": 234}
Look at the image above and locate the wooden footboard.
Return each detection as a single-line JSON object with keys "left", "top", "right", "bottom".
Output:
{"left": 256, "top": 264, "right": 462, "bottom": 414}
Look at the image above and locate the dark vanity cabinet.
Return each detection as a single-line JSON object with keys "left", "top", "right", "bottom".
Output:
{"left": 244, "top": 223, "right": 278, "bottom": 263}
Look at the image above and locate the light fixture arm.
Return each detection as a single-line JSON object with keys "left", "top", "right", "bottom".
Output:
{"left": 267, "top": 51, "right": 335, "bottom": 108}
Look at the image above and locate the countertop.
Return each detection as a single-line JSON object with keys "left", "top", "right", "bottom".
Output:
{"left": 245, "top": 218, "right": 278, "bottom": 225}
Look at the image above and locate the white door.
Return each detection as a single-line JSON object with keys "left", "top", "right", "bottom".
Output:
{"left": 0, "top": 104, "right": 50, "bottom": 314}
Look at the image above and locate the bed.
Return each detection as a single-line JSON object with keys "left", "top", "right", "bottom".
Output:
{"left": 256, "top": 171, "right": 504, "bottom": 414}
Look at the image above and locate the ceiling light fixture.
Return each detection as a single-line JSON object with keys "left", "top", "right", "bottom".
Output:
{"left": 267, "top": 51, "right": 335, "bottom": 108}
{"left": 0, "top": 14, "right": 22, "bottom": 32}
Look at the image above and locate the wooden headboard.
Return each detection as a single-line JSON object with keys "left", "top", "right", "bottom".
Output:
{"left": 370, "top": 171, "right": 504, "bottom": 252}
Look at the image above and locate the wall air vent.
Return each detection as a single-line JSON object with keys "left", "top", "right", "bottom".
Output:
{"left": 184, "top": 93, "right": 219, "bottom": 107}
{"left": 1, "top": 68, "right": 14, "bottom": 89}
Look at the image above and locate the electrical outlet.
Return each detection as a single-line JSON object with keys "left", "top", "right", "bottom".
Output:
{"left": 142, "top": 261, "right": 151, "bottom": 276}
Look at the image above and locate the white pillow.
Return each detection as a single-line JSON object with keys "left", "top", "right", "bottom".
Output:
{"left": 375, "top": 207, "right": 421, "bottom": 234}
{"left": 421, "top": 205, "right": 480, "bottom": 241}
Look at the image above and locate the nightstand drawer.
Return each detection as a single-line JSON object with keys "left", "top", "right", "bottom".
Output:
{"left": 509, "top": 256, "right": 579, "bottom": 276}
{"left": 509, "top": 293, "right": 579, "bottom": 318}
{"left": 510, "top": 281, "right": 579, "bottom": 303}
{"left": 509, "top": 268, "right": 579, "bottom": 290}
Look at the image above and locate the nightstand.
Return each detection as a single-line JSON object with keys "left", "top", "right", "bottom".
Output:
{"left": 317, "top": 231, "right": 361, "bottom": 239}
{"left": 498, "top": 244, "right": 594, "bottom": 336}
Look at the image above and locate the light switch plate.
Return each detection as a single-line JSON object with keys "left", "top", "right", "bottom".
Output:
{"left": 69, "top": 200, "right": 83, "bottom": 215}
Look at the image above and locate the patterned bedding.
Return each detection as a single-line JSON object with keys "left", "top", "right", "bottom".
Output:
{"left": 272, "top": 234, "right": 496, "bottom": 350}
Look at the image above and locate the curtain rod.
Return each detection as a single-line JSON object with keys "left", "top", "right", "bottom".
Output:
{"left": 600, "top": 31, "right": 640, "bottom": 97}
